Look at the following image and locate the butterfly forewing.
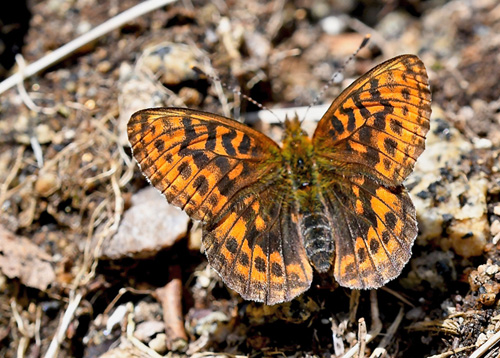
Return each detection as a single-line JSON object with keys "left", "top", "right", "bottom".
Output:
{"left": 128, "top": 108, "right": 280, "bottom": 222}
{"left": 313, "top": 55, "right": 431, "bottom": 185}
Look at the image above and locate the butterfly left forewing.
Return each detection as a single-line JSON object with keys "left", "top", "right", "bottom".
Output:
{"left": 128, "top": 108, "right": 281, "bottom": 222}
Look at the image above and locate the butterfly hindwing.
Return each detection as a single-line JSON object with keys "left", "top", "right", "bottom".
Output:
{"left": 203, "top": 184, "right": 313, "bottom": 305}
{"left": 313, "top": 55, "right": 431, "bottom": 186}
{"left": 322, "top": 175, "right": 417, "bottom": 289}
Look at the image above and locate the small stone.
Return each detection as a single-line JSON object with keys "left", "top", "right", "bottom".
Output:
{"left": 35, "top": 172, "right": 61, "bottom": 197}
{"left": 97, "top": 60, "right": 112, "bottom": 73}
{"left": 35, "top": 124, "right": 54, "bottom": 144}
{"left": 473, "top": 137, "right": 492, "bottom": 149}
{"left": 476, "top": 333, "right": 488, "bottom": 346}
{"left": 320, "top": 16, "right": 346, "bottom": 35}
{"left": 486, "top": 265, "right": 499, "bottom": 276}
{"left": 406, "top": 307, "right": 425, "bottom": 320}
{"left": 141, "top": 42, "right": 200, "bottom": 86}
{"left": 134, "top": 320, "right": 165, "bottom": 342}
{"left": 100, "top": 187, "right": 190, "bottom": 259}
{"left": 178, "top": 87, "right": 202, "bottom": 107}
{"left": 149, "top": 333, "right": 167, "bottom": 354}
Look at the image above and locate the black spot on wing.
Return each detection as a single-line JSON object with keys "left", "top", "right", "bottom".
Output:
{"left": 226, "top": 237, "right": 238, "bottom": 254}
{"left": 179, "top": 117, "right": 197, "bottom": 151}
{"left": 369, "top": 238, "right": 380, "bottom": 253}
{"left": 205, "top": 122, "right": 217, "bottom": 151}
{"left": 191, "top": 151, "right": 210, "bottom": 168}
{"left": 238, "top": 133, "right": 251, "bottom": 154}
{"left": 383, "top": 137, "right": 397, "bottom": 156}
{"left": 373, "top": 112, "right": 386, "bottom": 131}
{"left": 357, "top": 246, "right": 367, "bottom": 262}
{"left": 221, "top": 130, "right": 237, "bottom": 156}
{"left": 271, "top": 262, "right": 283, "bottom": 277}
{"left": 401, "top": 88, "right": 411, "bottom": 100}
{"left": 390, "top": 119, "right": 403, "bottom": 135}
{"left": 255, "top": 256, "right": 266, "bottom": 273}
{"left": 214, "top": 156, "right": 230, "bottom": 172}
{"left": 154, "top": 139, "right": 165, "bottom": 152}
{"left": 177, "top": 161, "right": 191, "bottom": 180}
{"left": 239, "top": 252, "right": 249, "bottom": 266}
{"left": 193, "top": 175, "right": 209, "bottom": 196}
{"left": 330, "top": 115, "right": 345, "bottom": 135}
{"left": 385, "top": 212, "right": 397, "bottom": 228}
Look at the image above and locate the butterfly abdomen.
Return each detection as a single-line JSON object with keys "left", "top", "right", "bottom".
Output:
{"left": 301, "top": 211, "right": 334, "bottom": 273}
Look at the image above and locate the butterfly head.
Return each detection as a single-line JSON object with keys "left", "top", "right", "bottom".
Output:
{"left": 283, "top": 115, "right": 308, "bottom": 141}
{"left": 282, "top": 115, "right": 314, "bottom": 184}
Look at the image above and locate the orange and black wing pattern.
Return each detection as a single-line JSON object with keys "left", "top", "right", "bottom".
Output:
{"left": 322, "top": 175, "right": 417, "bottom": 288}
{"left": 203, "top": 186, "right": 313, "bottom": 304}
{"left": 128, "top": 108, "right": 312, "bottom": 304}
{"left": 313, "top": 55, "right": 431, "bottom": 288}
{"left": 313, "top": 55, "right": 431, "bottom": 185}
{"left": 128, "top": 108, "right": 279, "bottom": 222}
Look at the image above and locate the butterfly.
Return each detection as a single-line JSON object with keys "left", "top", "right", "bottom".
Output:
{"left": 127, "top": 54, "right": 431, "bottom": 305}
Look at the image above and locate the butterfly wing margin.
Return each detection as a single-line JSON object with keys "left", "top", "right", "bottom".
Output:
{"left": 322, "top": 175, "right": 417, "bottom": 288}
{"left": 313, "top": 55, "right": 431, "bottom": 185}
{"left": 203, "top": 184, "right": 313, "bottom": 305}
{"left": 128, "top": 107, "right": 281, "bottom": 223}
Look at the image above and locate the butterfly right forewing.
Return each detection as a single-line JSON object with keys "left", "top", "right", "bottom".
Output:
{"left": 312, "top": 55, "right": 431, "bottom": 289}
{"left": 313, "top": 55, "right": 431, "bottom": 186}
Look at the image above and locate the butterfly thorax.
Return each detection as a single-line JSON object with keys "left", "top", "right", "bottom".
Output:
{"left": 281, "top": 117, "right": 335, "bottom": 273}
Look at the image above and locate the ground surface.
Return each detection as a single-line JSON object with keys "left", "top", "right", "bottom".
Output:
{"left": 1, "top": 0, "right": 500, "bottom": 357}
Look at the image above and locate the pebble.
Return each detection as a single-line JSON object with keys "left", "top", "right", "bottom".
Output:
{"left": 410, "top": 111, "right": 489, "bottom": 258}
{"left": 149, "top": 333, "right": 167, "bottom": 354}
{"left": 100, "top": 187, "right": 189, "bottom": 259}
{"left": 134, "top": 321, "right": 165, "bottom": 342}
{"left": 320, "top": 16, "right": 346, "bottom": 35}
{"left": 140, "top": 42, "right": 200, "bottom": 86}
{"left": 35, "top": 171, "right": 61, "bottom": 197}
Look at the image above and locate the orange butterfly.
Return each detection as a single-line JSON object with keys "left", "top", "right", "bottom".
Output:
{"left": 127, "top": 55, "right": 431, "bottom": 305}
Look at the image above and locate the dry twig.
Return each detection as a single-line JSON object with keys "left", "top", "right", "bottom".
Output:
{"left": 427, "top": 345, "right": 476, "bottom": 358}
{"left": 370, "top": 307, "right": 404, "bottom": 358}
{"left": 155, "top": 265, "right": 188, "bottom": 352}
{"left": 343, "top": 291, "right": 384, "bottom": 358}
{"left": 358, "top": 317, "right": 367, "bottom": 358}
{"left": 0, "top": 0, "right": 178, "bottom": 95}
{"left": 470, "top": 329, "right": 500, "bottom": 358}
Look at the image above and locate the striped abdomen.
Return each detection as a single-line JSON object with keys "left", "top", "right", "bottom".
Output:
{"left": 301, "top": 212, "right": 334, "bottom": 273}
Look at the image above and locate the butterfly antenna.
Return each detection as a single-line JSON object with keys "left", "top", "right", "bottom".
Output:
{"left": 192, "top": 66, "right": 282, "bottom": 123}
{"left": 302, "top": 34, "right": 371, "bottom": 123}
